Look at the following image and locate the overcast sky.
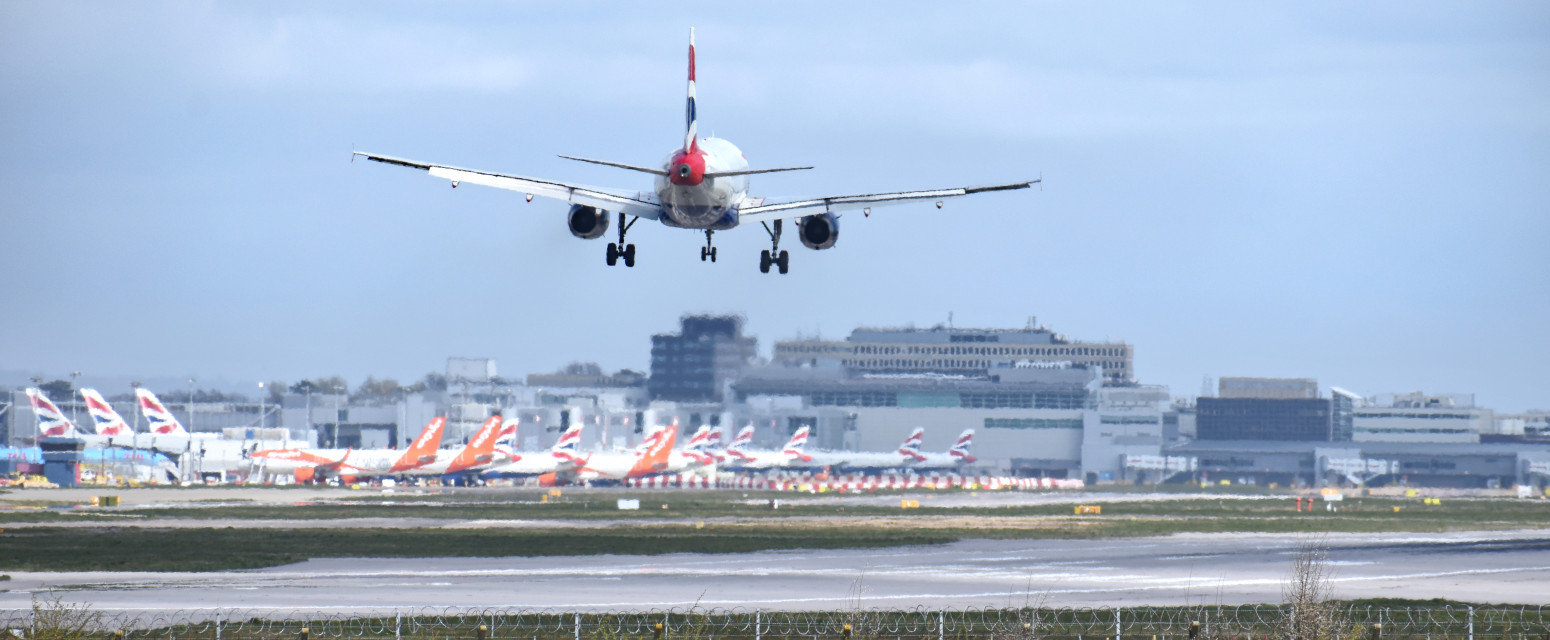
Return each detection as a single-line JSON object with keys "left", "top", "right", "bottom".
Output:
{"left": 2, "top": 2, "right": 1546, "bottom": 411}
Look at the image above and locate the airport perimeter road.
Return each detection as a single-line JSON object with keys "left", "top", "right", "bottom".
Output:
{"left": 3, "top": 529, "right": 1548, "bottom": 614}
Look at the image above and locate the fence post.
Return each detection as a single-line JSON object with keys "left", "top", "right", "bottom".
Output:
{"left": 1116, "top": 608, "right": 1122, "bottom": 640}
{"left": 756, "top": 612, "right": 762, "bottom": 640}
{"left": 940, "top": 610, "right": 946, "bottom": 640}
{"left": 1190, "top": 622, "right": 1200, "bottom": 640}
{"left": 1469, "top": 607, "right": 1475, "bottom": 640}
{"left": 215, "top": 612, "right": 222, "bottom": 640}
{"left": 478, "top": 625, "right": 488, "bottom": 640}
{"left": 654, "top": 623, "right": 665, "bottom": 640}
{"left": 300, "top": 628, "right": 310, "bottom": 640}
{"left": 575, "top": 613, "right": 582, "bottom": 640}
{"left": 395, "top": 610, "right": 401, "bottom": 640}
{"left": 844, "top": 624, "right": 852, "bottom": 640}
{"left": 1370, "top": 625, "right": 1381, "bottom": 640}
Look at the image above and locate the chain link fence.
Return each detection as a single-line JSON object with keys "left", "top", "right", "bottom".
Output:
{"left": 4, "top": 606, "right": 1547, "bottom": 640}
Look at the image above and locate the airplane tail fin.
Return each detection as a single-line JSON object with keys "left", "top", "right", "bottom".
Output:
{"left": 26, "top": 388, "right": 79, "bottom": 438}
{"left": 135, "top": 388, "right": 189, "bottom": 437}
{"left": 897, "top": 427, "right": 926, "bottom": 461}
{"left": 552, "top": 423, "right": 585, "bottom": 457}
{"left": 80, "top": 389, "right": 132, "bottom": 436}
{"left": 949, "top": 428, "right": 976, "bottom": 463}
{"left": 685, "top": 425, "right": 712, "bottom": 451}
{"left": 446, "top": 415, "right": 503, "bottom": 473}
{"left": 781, "top": 426, "right": 811, "bottom": 455}
{"left": 684, "top": 27, "right": 698, "bottom": 153}
{"left": 391, "top": 416, "right": 446, "bottom": 472}
{"left": 728, "top": 425, "right": 754, "bottom": 451}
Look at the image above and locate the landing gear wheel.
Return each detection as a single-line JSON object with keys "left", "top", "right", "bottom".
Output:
{"left": 700, "top": 247, "right": 707, "bottom": 262}
{"left": 759, "top": 249, "right": 772, "bottom": 273}
{"left": 777, "top": 250, "right": 790, "bottom": 274}
{"left": 710, "top": 247, "right": 717, "bottom": 262}
{"left": 623, "top": 243, "right": 636, "bottom": 267}
{"left": 606, "top": 243, "right": 619, "bottom": 266}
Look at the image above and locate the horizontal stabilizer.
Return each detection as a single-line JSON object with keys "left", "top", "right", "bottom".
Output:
{"left": 705, "top": 166, "right": 813, "bottom": 178}
{"left": 558, "top": 155, "right": 667, "bottom": 176}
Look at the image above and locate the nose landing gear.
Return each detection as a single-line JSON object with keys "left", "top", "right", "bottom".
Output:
{"left": 759, "top": 220, "right": 789, "bottom": 274}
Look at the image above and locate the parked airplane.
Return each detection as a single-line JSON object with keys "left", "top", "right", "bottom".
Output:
{"left": 398, "top": 415, "right": 509, "bottom": 479}
{"left": 826, "top": 427, "right": 923, "bottom": 471}
{"left": 481, "top": 422, "right": 586, "bottom": 478}
{"left": 901, "top": 428, "right": 976, "bottom": 469}
{"left": 135, "top": 388, "right": 190, "bottom": 437}
{"left": 25, "top": 389, "right": 79, "bottom": 438}
{"left": 353, "top": 29, "right": 1038, "bottom": 274}
{"left": 723, "top": 426, "right": 810, "bottom": 470}
{"left": 574, "top": 425, "right": 679, "bottom": 482}
{"left": 247, "top": 447, "right": 353, "bottom": 483}
{"left": 250, "top": 416, "right": 456, "bottom": 483}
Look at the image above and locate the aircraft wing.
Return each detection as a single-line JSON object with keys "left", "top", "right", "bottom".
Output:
{"left": 353, "top": 152, "right": 664, "bottom": 220}
{"left": 737, "top": 178, "right": 1039, "bottom": 223}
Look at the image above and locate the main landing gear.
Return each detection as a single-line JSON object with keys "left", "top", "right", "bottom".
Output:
{"left": 606, "top": 212, "right": 638, "bottom": 267}
{"left": 759, "top": 219, "right": 790, "bottom": 274}
{"left": 700, "top": 230, "right": 718, "bottom": 262}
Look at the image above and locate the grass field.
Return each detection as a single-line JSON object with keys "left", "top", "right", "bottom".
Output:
{"left": 1, "top": 488, "right": 1546, "bottom": 571}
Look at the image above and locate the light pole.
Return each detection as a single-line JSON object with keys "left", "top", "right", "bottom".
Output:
{"left": 69, "top": 371, "right": 81, "bottom": 425}
{"left": 332, "top": 384, "right": 345, "bottom": 449}
{"left": 187, "top": 378, "right": 196, "bottom": 433}
{"left": 130, "top": 381, "right": 143, "bottom": 479}
{"left": 28, "top": 376, "right": 43, "bottom": 443}
{"left": 256, "top": 382, "right": 266, "bottom": 432}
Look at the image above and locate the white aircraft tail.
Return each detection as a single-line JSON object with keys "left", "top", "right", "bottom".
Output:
{"left": 80, "top": 389, "right": 133, "bottom": 436}
{"left": 135, "top": 388, "right": 189, "bottom": 436}
{"left": 949, "top": 428, "right": 976, "bottom": 463}
{"left": 727, "top": 425, "right": 755, "bottom": 451}
{"left": 897, "top": 427, "right": 925, "bottom": 456}
{"left": 26, "top": 388, "right": 79, "bottom": 438}
{"left": 781, "top": 426, "right": 811, "bottom": 455}
{"left": 684, "top": 27, "right": 698, "bottom": 153}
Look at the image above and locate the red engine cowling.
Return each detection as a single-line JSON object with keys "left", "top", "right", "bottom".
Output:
{"left": 567, "top": 205, "right": 611, "bottom": 239}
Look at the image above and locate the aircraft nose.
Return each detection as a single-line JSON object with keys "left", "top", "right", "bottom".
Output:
{"left": 678, "top": 164, "right": 692, "bottom": 178}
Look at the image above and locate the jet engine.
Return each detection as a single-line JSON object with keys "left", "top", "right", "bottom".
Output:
{"left": 799, "top": 213, "right": 840, "bottom": 250}
{"left": 567, "top": 205, "right": 610, "bottom": 240}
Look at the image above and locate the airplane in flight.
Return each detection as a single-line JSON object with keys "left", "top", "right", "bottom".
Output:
{"left": 352, "top": 29, "right": 1038, "bottom": 274}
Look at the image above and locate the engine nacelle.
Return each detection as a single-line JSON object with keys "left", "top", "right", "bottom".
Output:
{"left": 799, "top": 213, "right": 840, "bottom": 250}
{"left": 567, "top": 205, "right": 610, "bottom": 240}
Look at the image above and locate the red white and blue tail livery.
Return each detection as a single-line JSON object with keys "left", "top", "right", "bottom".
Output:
{"left": 353, "top": 29, "right": 1037, "bottom": 275}
{"left": 26, "top": 388, "right": 79, "bottom": 438}
{"left": 80, "top": 389, "right": 133, "bottom": 436}
{"left": 904, "top": 428, "right": 977, "bottom": 469}
{"left": 135, "top": 388, "right": 189, "bottom": 437}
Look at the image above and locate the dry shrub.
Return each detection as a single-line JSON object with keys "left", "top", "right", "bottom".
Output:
{"left": 1279, "top": 539, "right": 1346, "bottom": 640}
{"left": 27, "top": 594, "right": 104, "bottom": 640}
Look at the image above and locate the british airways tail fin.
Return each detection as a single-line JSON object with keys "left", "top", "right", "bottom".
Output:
{"left": 727, "top": 425, "right": 755, "bottom": 451}
{"left": 685, "top": 27, "right": 698, "bottom": 153}
{"left": 80, "top": 389, "right": 132, "bottom": 436}
{"left": 26, "top": 388, "right": 79, "bottom": 438}
{"left": 135, "top": 388, "right": 189, "bottom": 436}
{"left": 949, "top": 428, "right": 976, "bottom": 462}
{"left": 897, "top": 427, "right": 925, "bottom": 455}
{"left": 781, "top": 426, "right": 811, "bottom": 454}
{"left": 552, "top": 422, "right": 585, "bottom": 455}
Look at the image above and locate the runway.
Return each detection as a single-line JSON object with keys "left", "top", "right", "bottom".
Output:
{"left": 4, "top": 529, "right": 1548, "bottom": 615}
